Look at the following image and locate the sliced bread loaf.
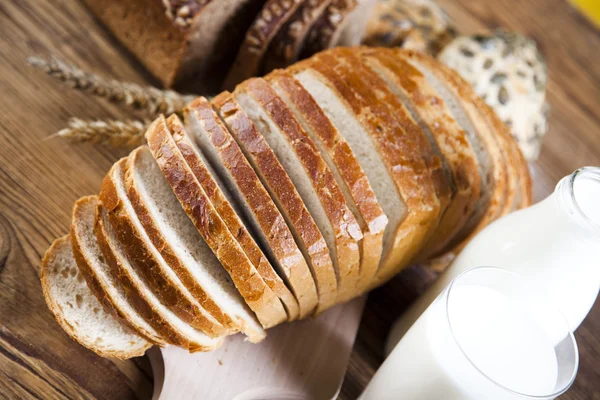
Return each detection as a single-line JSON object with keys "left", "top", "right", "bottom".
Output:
{"left": 268, "top": 70, "right": 388, "bottom": 293}
{"left": 100, "top": 157, "right": 228, "bottom": 338}
{"left": 185, "top": 96, "right": 319, "bottom": 318}
{"left": 94, "top": 198, "right": 225, "bottom": 351}
{"left": 168, "top": 114, "right": 296, "bottom": 324}
{"left": 223, "top": 0, "right": 304, "bottom": 90}
{"left": 71, "top": 196, "right": 165, "bottom": 345}
{"left": 234, "top": 78, "right": 363, "bottom": 304}
{"left": 262, "top": 0, "right": 331, "bottom": 74}
{"left": 141, "top": 117, "right": 271, "bottom": 339}
{"left": 299, "top": 0, "right": 357, "bottom": 59}
{"left": 41, "top": 236, "right": 151, "bottom": 359}
{"left": 212, "top": 91, "right": 338, "bottom": 311}
{"left": 292, "top": 49, "right": 443, "bottom": 285}
{"left": 361, "top": 48, "right": 481, "bottom": 258}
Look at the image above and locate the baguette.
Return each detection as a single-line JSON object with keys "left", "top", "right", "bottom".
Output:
{"left": 187, "top": 96, "right": 319, "bottom": 318}
{"left": 71, "top": 196, "right": 165, "bottom": 345}
{"left": 234, "top": 78, "right": 363, "bottom": 304}
{"left": 144, "top": 118, "right": 266, "bottom": 342}
{"left": 41, "top": 236, "right": 151, "bottom": 359}
{"left": 268, "top": 70, "right": 387, "bottom": 293}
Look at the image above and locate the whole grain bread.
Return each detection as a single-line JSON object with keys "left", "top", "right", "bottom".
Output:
{"left": 268, "top": 70, "right": 387, "bottom": 293}
{"left": 223, "top": 0, "right": 304, "bottom": 90}
{"left": 41, "top": 236, "right": 151, "bottom": 359}
{"left": 100, "top": 158, "right": 228, "bottom": 338}
{"left": 234, "top": 78, "right": 364, "bottom": 304}
{"left": 82, "top": 0, "right": 265, "bottom": 93}
{"left": 361, "top": 48, "right": 481, "bottom": 258}
{"left": 71, "top": 196, "right": 165, "bottom": 345}
{"left": 168, "top": 114, "right": 296, "bottom": 324}
{"left": 94, "top": 200, "right": 225, "bottom": 351}
{"left": 262, "top": 0, "right": 331, "bottom": 74}
{"left": 185, "top": 96, "right": 319, "bottom": 318}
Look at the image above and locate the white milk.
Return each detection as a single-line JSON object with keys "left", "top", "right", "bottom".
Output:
{"left": 387, "top": 167, "right": 600, "bottom": 354}
{"left": 362, "top": 284, "right": 559, "bottom": 400}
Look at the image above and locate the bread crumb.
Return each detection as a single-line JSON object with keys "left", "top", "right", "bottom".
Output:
{"left": 218, "top": 360, "right": 223, "bottom": 366}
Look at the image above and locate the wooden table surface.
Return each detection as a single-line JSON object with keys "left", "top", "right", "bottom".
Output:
{"left": 0, "top": 0, "right": 598, "bottom": 399}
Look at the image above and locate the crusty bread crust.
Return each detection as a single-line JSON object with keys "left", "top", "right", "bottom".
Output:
{"left": 192, "top": 96, "right": 319, "bottom": 318}
{"left": 267, "top": 70, "right": 387, "bottom": 293}
{"left": 299, "top": 0, "right": 357, "bottom": 59}
{"left": 41, "top": 236, "right": 152, "bottom": 359}
{"left": 168, "top": 114, "right": 295, "bottom": 324}
{"left": 263, "top": 0, "right": 331, "bottom": 73}
{"left": 291, "top": 48, "right": 442, "bottom": 285}
{"left": 235, "top": 78, "right": 363, "bottom": 304}
{"left": 99, "top": 158, "right": 228, "bottom": 337}
{"left": 71, "top": 196, "right": 166, "bottom": 345}
{"left": 94, "top": 200, "right": 225, "bottom": 351}
{"left": 223, "top": 0, "right": 304, "bottom": 90}
{"left": 144, "top": 117, "right": 266, "bottom": 342}
{"left": 216, "top": 89, "right": 339, "bottom": 311}
{"left": 363, "top": 48, "right": 481, "bottom": 258}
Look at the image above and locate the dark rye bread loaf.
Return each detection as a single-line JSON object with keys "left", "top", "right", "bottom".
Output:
{"left": 209, "top": 93, "right": 338, "bottom": 313}
{"left": 267, "top": 70, "right": 387, "bottom": 293}
{"left": 224, "top": 0, "right": 304, "bottom": 90}
{"left": 82, "top": 0, "right": 265, "bottom": 93}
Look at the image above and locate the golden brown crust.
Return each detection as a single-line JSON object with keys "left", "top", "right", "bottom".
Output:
{"left": 94, "top": 201, "right": 224, "bottom": 352}
{"left": 144, "top": 117, "right": 267, "bottom": 341}
{"left": 71, "top": 196, "right": 166, "bottom": 345}
{"left": 41, "top": 236, "right": 152, "bottom": 360}
{"left": 201, "top": 95, "right": 319, "bottom": 318}
{"left": 216, "top": 88, "right": 339, "bottom": 311}
{"left": 267, "top": 70, "right": 387, "bottom": 293}
{"left": 235, "top": 78, "right": 363, "bottom": 304}
{"left": 263, "top": 0, "right": 331, "bottom": 73}
{"left": 362, "top": 48, "right": 481, "bottom": 258}
{"left": 299, "top": 0, "right": 357, "bottom": 59}
{"left": 223, "top": 0, "right": 304, "bottom": 90}
{"left": 290, "top": 48, "right": 443, "bottom": 284}
{"left": 99, "top": 157, "right": 228, "bottom": 337}
{"left": 162, "top": 115, "right": 288, "bottom": 328}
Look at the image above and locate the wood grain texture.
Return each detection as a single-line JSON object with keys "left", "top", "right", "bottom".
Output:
{"left": 0, "top": 0, "right": 597, "bottom": 399}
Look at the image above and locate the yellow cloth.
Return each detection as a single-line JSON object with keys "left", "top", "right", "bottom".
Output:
{"left": 570, "top": 0, "right": 600, "bottom": 27}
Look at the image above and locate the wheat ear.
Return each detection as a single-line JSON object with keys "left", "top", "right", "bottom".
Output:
{"left": 52, "top": 118, "right": 149, "bottom": 147}
{"left": 28, "top": 56, "right": 196, "bottom": 115}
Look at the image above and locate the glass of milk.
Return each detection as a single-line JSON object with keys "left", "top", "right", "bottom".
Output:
{"left": 360, "top": 267, "right": 578, "bottom": 400}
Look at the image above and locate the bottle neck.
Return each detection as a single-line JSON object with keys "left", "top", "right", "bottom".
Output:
{"left": 554, "top": 167, "right": 600, "bottom": 244}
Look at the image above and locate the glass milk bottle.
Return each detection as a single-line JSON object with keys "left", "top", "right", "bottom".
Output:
{"left": 387, "top": 167, "right": 600, "bottom": 354}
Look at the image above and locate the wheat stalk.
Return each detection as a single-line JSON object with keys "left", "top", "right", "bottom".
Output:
{"left": 28, "top": 56, "right": 196, "bottom": 116}
{"left": 52, "top": 118, "right": 149, "bottom": 147}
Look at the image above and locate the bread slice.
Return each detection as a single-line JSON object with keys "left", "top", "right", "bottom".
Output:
{"left": 360, "top": 48, "right": 481, "bottom": 258}
{"left": 212, "top": 92, "right": 338, "bottom": 312}
{"left": 291, "top": 49, "right": 443, "bottom": 285}
{"left": 262, "top": 0, "right": 332, "bottom": 74}
{"left": 140, "top": 117, "right": 272, "bottom": 339}
{"left": 94, "top": 198, "right": 225, "bottom": 351}
{"left": 184, "top": 97, "right": 319, "bottom": 318}
{"left": 167, "top": 114, "right": 296, "bottom": 324}
{"left": 71, "top": 196, "right": 165, "bottom": 345}
{"left": 41, "top": 236, "right": 151, "bottom": 359}
{"left": 100, "top": 158, "right": 229, "bottom": 338}
{"left": 268, "top": 70, "right": 387, "bottom": 293}
{"left": 299, "top": 0, "right": 357, "bottom": 59}
{"left": 336, "top": 0, "right": 377, "bottom": 47}
{"left": 233, "top": 78, "right": 363, "bottom": 304}
{"left": 223, "top": 0, "right": 304, "bottom": 90}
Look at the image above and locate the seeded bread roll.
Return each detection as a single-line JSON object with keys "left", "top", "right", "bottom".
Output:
{"left": 267, "top": 70, "right": 387, "bottom": 293}
{"left": 224, "top": 0, "right": 304, "bottom": 90}
{"left": 71, "top": 196, "right": 166, "bottom": 345}
{"left": 209, "top": 92, "right": 338, "bottom": 313}
{"left": 41, "top": 236, "right": 151, "bottom": 359}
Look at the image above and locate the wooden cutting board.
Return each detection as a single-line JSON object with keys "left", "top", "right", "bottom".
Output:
{"left": 148, "top": 298, "right": 366, "bottom": 400}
